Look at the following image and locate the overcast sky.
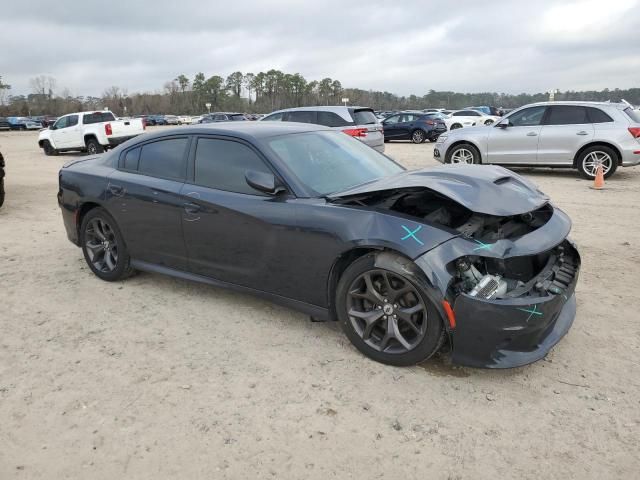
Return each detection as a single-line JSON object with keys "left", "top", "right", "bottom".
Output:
{"left": 1, "top": 0, "right": 639, "bottom": 97}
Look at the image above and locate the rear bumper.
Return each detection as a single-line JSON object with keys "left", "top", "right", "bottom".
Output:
{"left": 107, "top": 134, "right": 139, "bottom": 147}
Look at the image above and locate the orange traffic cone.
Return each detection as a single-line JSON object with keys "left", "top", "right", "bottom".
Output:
{"left": 591, "top": 164, "right": 605, "bottom": 190}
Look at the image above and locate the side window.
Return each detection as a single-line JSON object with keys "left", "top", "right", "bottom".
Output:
{"left": 67, "top": 115, "right": 79, "bottom": 127}
{"left": 123, "top": 147, "right": 141, "bottom": 171}
{"left": 587, "top": 107, "right": 614, "bottom": 123}
{"left": 452, "top": 111, "right": 465, "bottom": 117}
{"left": 546, "top": 106, "right": 588, "bottom": 125}
{"left": 469, "top": 111, "right": 481, "bottom": 116}
{"left": 194, "top": 138, "right": 273, "bottom": 195}
{"left": 262, "top": 112, "right": 284, "bottom": 121}
{"left": 138, "top": 138, "right": 189, "bottom": 180}
{"left": 317, "top": 111, "right": 351, "bottom": 127}
{"left": 285, "top": 111, "right": 317, "bottom": 124}
{"left": 507, "top": 106, "right": 547, "bottom": 127}
{"left": 384, "top": 115, "right": 400, "bottom": 124}
{"left": 54, "top": 116, "right": 69, "bottom": 129}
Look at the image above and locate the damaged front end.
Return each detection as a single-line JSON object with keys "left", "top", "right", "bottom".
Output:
{"left": 331, "top": 165, "right": 580, "bottom": 368}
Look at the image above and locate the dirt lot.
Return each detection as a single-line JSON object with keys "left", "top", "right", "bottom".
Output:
{"left": 1, "top": 128, "right": 639, "bottom": 479}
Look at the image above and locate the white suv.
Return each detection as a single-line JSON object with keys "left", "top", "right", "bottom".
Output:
{"left": 434, "top": 102, "right": 640, "bottom": 179}
{"left": 261, "top": 106, "right": 384, "bottom": 152}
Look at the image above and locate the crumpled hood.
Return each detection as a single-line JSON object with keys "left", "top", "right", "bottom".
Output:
{"left": 328, "top": 164, "right": 549, "bottom": 216}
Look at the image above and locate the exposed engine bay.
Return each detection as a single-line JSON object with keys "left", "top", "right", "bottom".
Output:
{"left": 448, "top": 241, "right": 579, "bottom": 300}
{"left": 336, "top": 187, "right": 553, "bottom": 241}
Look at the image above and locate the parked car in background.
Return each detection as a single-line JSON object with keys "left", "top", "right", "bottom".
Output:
{"left": 38, "top": 110, "right": 145, "bottom": 155}
{"left": 434, "top": 101, "right": 640, "bottom": 179}
{"left": 381, "top": 112, "right": 447, "bottom": 143}
{"left": 468, "top": 106, "right": 504, "bottom": 117}
{"left": 164, "top": 115, "right": 180, "bottom": 125}
{"left": 24, "top": 118, "right": 43, "bottom": 130}
{"left": 200, "top": 112, "right": 250, "bottom": 123}
{"left": 261, "top": 106, "right": 384, "bottom": 152}
{"left": 445, "top": 109, "right": 501, "bottom": 130}
{"left": 148, "top": 115, "right": 166, "bottom": 125}
{"left": 0, "top": 117, "right": 11, "bottom": 130}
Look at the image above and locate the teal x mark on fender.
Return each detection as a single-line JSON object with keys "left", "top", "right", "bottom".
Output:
{"left": 517, "top": 304, "right": 543, "bottom": 322}
{"left": 401, "top": 225, "right": 424, "bottom": 246}
{"left": 473, "top": 239, "right": 493, "bottom": 251}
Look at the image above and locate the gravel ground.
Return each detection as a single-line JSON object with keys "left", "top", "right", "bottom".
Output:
{"left": 1, "top": 129, "right": 639, "bottom": 479}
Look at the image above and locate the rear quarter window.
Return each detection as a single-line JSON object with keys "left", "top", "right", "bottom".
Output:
{"left": 352, "top": 109, "right": 377, "bottom": 125}
{"left": 317, "top": 111, "right": 351, "bottom": 127}
{"left": 587, "top": 107, "right": 613, "bottom": 123}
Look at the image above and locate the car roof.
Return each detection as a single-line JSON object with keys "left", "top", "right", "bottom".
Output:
{"left": 522, "top": 101, "right": 628, "bottom": 110}
{"left": 133, "top": 121, "right": 331, "bottom": 142}
{"left": 268, "top": 105, "right": 372, "bottom": 114}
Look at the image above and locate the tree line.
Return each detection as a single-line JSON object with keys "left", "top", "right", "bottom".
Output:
{"left": 0, "top": 72, "right": 638, "bottom": 117}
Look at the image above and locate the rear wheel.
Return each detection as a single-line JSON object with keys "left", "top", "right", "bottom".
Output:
{"left": 577, "top": 146, "right": 618, "bottom": 179}
{"left": 336, "top": 254, "right": 445, "bottom": 366}
{"left": 80, "top": 208, "right": 134, "bottom": 281}
{"left": 85, "top": 138, "right": 104, "bottom": 155}
{"left": 447, "top": 143, "right": 481, "bottom": 164}
{"left": 411, "top": 129, "right": 426, "bottom": 144}
{"left": 450, "top": 123, "right": 462, "bottom": 130}
{"left": 484, "top": 119, "right": 494, "bottom": 125}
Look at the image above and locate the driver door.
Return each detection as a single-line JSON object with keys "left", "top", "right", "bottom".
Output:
{"left": 382, "top": 114, "right": 402, "bottom": 139}
{"left": 486, "top": 106, "right": 547, "bottom": 164}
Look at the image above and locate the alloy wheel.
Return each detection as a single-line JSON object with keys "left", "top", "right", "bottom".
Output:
{"left": 84, "top": 217, "right": 119, "bottom": 272}
{"left": 451, "top": 148, "right": 474, "bottom": 164}
{"left": 412, "top": 130, "right": 425, "bottom": 143}
{"left": 87, "top": 143, "right": 97, "bottom": 155}
{"left": 582, "top": 151, "right": 612, "bottom": 177}
{"left": 346, "top": 269, "right": 428, "bottom": 353}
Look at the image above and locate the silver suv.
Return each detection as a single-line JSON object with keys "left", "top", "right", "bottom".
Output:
{"left": 434, "top": 102, "right": 640, "bottom": 179}
{"left": 261, "top": 106, "right": 384, "bottom": 152}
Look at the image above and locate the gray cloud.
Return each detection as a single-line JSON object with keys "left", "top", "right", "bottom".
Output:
{"left": 1, "top": 0, "right": 638, "bottom": 97}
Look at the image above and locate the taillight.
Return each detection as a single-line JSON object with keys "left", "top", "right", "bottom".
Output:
{"left": 425, "top": 120, "right": 435, "bottom": 125}
{"left": 343, "top": 128, "right": 368, "bottom": 137}
{"left": 105, "top": 123, "right": 113, "bottom": 135}
{"left": 629, "top": 127, "right": 640, "bottom": 138}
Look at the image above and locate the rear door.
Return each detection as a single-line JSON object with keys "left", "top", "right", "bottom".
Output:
{"left": 181, "top": 136, "right": 298, "bottom": 292}
{"left": 486, "top": 106, "right": 547, "bottom": 164}
{"left": 537, "top": 105, "right": 594, "bottom": 165}
{"left": 106, "top": 136, "right": 190, "bottom": 269}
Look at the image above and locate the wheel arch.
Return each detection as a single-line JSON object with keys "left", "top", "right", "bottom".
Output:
{"left": 84, "top": 134, "right": 99, "bottom": 147}
{"left": 76, "top": 201, "right": 105, "bottom": 240}
{"left": 573, "top": 141, "right": 622, "bottom": 167}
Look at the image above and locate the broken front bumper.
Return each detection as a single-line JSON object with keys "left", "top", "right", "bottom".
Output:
{"left": 415, "top": 207, "right": 580, "bottom": 368}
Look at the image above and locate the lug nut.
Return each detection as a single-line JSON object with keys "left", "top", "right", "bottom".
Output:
{"left": 383, "top": 315, "right": 387, "bottom": 320}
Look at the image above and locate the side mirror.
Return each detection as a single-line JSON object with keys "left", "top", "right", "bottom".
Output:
{"left": 49, "top": 125, "right": 55, "bottom": 130}
{"left": 497, "top": 119, "right": 510, "bottom": 128}
{"left": 245, "top": 170, "right": 285, "bottom": 195}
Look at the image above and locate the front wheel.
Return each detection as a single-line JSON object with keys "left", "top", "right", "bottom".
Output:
{"left": 42, "top": 140, "right": 58, "bottom": 156}
{"left": 484, "top": 119, "right": 494, "bottom": 125}
{"left": 577, "top": 146, "right": 618, "bottom": 179}
{"left": 450, "top": 123, "right": 462, "bottom": 130}
{"left": 336, "top": 254, "right": 445, "bottom": 366}
{"left": 446, "top": 143, "right": 481, "bottom": 164}
{"left": 80, "top": 208, "right": 134, "bottom": 281}
{"left": 411, "top": 129, "right": 426, "bottom": 144}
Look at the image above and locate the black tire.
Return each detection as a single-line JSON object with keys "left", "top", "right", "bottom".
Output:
{"left": 484, "top": 119, "right": 494, "bottom": 125}
{"left": 85, "top": 138, "right": 104, "bottom": 155}
{"left": 446, "top": 142, "right": 481, "bottom": 164}
{"left": 80, "top": 207, "right": 135, "bottom": 281}
{"left": 411, "top": 129, "right": 426, "bottom": 144}
{"left": 576, "top": 145, "right": 618, "bottom": 180}
{"left": 450, "top": 123, "right": 462, "bottom": 130}
{"left": 336, "top": 253, "right": 445, "bottom": 366}
{"left": 42, "top": 140, "right": 58, "bottom": 156}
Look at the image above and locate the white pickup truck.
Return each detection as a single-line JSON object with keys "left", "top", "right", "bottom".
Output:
{"left": 38, "top": 111, "right": 145, "bottom": 156}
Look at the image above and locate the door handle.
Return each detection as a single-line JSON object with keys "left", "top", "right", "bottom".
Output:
{"left": 108, "top": 184, "right": 125, "bottom": 196}
{"left": 526, "top": 132, "right": 538, "bottom": 136}
{"left": 184, "top": 202, "right": 201, "bottom": 214}
{"left": 576, "top": 131, "right": 589, "bottom": 135}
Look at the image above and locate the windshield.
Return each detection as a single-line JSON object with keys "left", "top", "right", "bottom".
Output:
{"left": 267, "top": 131, "right": 404, "bottom": 196}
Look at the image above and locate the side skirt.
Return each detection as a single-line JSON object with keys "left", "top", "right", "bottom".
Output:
{"left": 130, "top": 260, "right": 332, "bottom": 321}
